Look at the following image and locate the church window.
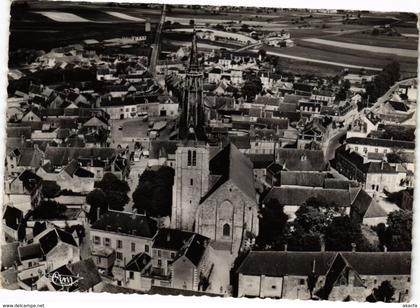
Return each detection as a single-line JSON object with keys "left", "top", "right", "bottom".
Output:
{"left": 190, "top": 178, "right": 193, "bottom": 186}
{"left": 187, "top": 150, "right": 192, "bottom": 166}
{"left": 223, "top": 224, "right": 230, "bottom": 237}
{"left": 192, "top": 151, "right": 197, "bottom": 166}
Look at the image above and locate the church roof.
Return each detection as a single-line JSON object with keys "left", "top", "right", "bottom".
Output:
{"left": 201, "top": 143, "right": 255, "bottom": 203}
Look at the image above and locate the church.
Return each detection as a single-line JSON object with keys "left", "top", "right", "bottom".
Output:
{"left": 170, "top": 31, "right": 259, "bottom": 256}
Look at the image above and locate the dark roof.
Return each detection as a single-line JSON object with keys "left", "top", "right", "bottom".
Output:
{"left": 152, "top": 228, "right": 195, "bottom": 251}
{"left": 346, "top": 137, "right": 415, "bottom": 150}
{"left": 238, "top": 251, "right": 411, "bottom": 277}
{"left": 335, "top": 146, "right": 397, "bottom": 174}
{"left": 18, "top": 243, "right": 43, "bottom": 261}
{"left": 125, "top": 253, "right": 152, "bottom": 272}
{"left": 228, "top": 135, "right": 251, "bottom": 149}
{"left": 149, "top": 141, "right": 178, "bottom": 159}
{"left": 246, "top": 154, "right": 275, "bottom": 169}
{"left": 1, "top": 242, "right": 19, "bottom": 269}
{"left": 49, "top": 265, "right": 79, "bottom": 291}
{"left": 149, "top": 286, "right": 221, "bottom": 297}
{"left": 237, "top": 251, "right": 336, "bottom": 276}
{"left": 3, "top": 206, "right": 23, "bottom": 230}
{"left": 277, "top": 148, "right": 327, "bottom": 172}
{"left": 17, "top": 170, "right": 42, "bottom": 192}
{"left": 44, "top": 147, "right": 119, "bottom": 166}
{"left": 67, "top": 259, "right": 102, "bottom": 291}
{"left": 293, "top": 83, "right": 313, "bottom": 93}
{"left": 279, "top": 171, "right": 326, "bottom": 187}
{"left": 202, "top": 143, "right": 255, "bottom": 203}
{"left": 91, "top": 211, "right": 157, "bottom": 239}
{"left": 38, "top": 229, "right": 78, "bottom": 255}
{"left": 7, "top": 127, "right": 31, "bottom": 139}
{"left": 264, "top": 186, "right": 353, "bottom": 207}
{"left": 256, "top": 117, "right": 288, "bottom": 130}
{"left": 340, "top": 252, "right": 411, "bottom": 275}
{"left": 182, "top": 234, "right": 209, "bottom": 267}
{"left": 388, "top": 101, "right": 410, "bottom": 112}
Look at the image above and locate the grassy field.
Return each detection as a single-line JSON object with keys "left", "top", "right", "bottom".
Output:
{"left": 264, "top": 43, "right": 417, "bottom": 75}
{"left": 323, "top": 32, "right": 418, "bottom": 50}
{"left": 294, "top": 40, "right": 417, "bottom": 75}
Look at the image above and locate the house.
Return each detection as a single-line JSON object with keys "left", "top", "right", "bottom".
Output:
{"left": 332, "top": 146, "right": 407, "bottom": 193}
{"left": 43, "top": 147, "right": 129, "bottom": 180}
{"left": 123, "top": 253, "right": 153, "bottom": 291}
{"left": 148, "top": 140, "right": 178, "bottom": 168}
{"left": 310, "top": 90, "right": 335, "bottom": 105}
{"left": 236, "top": 251, "right": 411, "bottom": 302}
{"left": 171, "top": 233, "right": 212, "bottom": 291}
{"left": 35, "top": 259, "right": 102, "bottom": 292}
{"left": 36, "top": 159, "right": 95, "bottom": 193}
{"left": 350, "top": 189, "right": 388, "bottom": 226}
{"left": 3, "top": 170, "right": 42, "bottom": 214}
{"left": 17, "top": 243, "right": 44, "bottom": 270}
{"left": 90, "top": 211, "right": 158, "bottom": 285}
{"left": 2, "top": 205, "right": 26, "bottom": 242}
{"left": 276, "top": 148, "right": 328, "bottom": 172}
{"left": 345, "top": 137, "right": 415, "bottom": 158}
{"left": 263, "top": 185, "right": 370, "bottom": 221}
{"left": 346, "top": 111, "right": 381, "bottom": 139}
{"left": 92, "top": 246, "right": 116, "bottom": 274}
{"left": 36, "top": 228, "right": 80, "bottom": 271}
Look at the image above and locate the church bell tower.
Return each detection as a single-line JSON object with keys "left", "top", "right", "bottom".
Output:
{"left": 172, "top": 30, "right": 209, "bottom": 231}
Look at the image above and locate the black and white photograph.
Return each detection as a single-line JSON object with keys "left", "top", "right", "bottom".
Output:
{"left": 0, "top": 0, "right": 418, "bottom": 305}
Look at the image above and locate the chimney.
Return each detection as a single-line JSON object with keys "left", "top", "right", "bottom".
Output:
{"left": 351, "top": 242, "right": 356, "bottom": 252}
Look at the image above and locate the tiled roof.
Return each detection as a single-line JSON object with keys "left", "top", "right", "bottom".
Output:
{"left": 91, "top": 211, "right": 157, "bottom": 239}
{"left": 125, "top": 253, "right": 152, "bottom": 272}
{"left": 237, "top": 251, "right": 336, "bottom": 276}
{"left": 346, "top": 137, "right": 415, "bottom": 150}
{"left": 277, "top": 148, "right": 327, "bottom": 172}
{"left": 202, "top": 143, "right": 256, "bottom": 203}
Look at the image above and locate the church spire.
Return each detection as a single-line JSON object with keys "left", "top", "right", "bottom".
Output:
{"left": 178, "top": 25, "right": 206, "bottom": 142}
{"left": 189, "top": 25, "right": 199, "bottom": 71}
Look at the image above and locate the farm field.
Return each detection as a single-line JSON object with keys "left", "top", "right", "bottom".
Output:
{"left": 263, "top": 43, "right": 417, "bottom": 76}
{"left": 322, "top": 32, "right": 418, "bottom": 50}
{"left": 301, "top": 38, "right": 418, "bottom": 58}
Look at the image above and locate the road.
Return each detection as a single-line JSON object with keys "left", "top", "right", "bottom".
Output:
{"left": 149, "top": 4, "right": 166, "bottom": 75}
{"left": 324, "top": 129, "right": 347, "bottom": 162}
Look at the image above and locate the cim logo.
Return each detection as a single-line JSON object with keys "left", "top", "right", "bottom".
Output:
{"left": 48, "top": 271, "right": 84, "bottom": 288}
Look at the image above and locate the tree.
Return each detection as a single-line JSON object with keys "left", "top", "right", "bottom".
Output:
{"left": 41, "top": 181, "right": 61, "bottom": 199}
{"left": 96, "top": 173, "right": 130, "bottom": 194}
{"left": 87, "top": 189, "right": 108, "bottom": 223}
{"left": 367, "top": 281, "right": 395, "bottom": 302}
{"left": 132, "top": 166, "right": 174, "bottom": 217}
{"left": 385, "top": 210, "right": 412, "bottom": 251}
{"left": 95, "top": 173, "right": 130, "bottom": 212}
{"left": 324, "top": 215, "right": 367, "bottom": 251}
{"left": 288, "top": 205, "right": 327, "bottom": 251}
{"left": 257, "top": 199, "right": 290, "bottom": 249}
{"left": 241, "top": 77, "right": 262, "bottom": 100}
{"left": 31, "top": 200, "right": 67, "bottom": 220}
